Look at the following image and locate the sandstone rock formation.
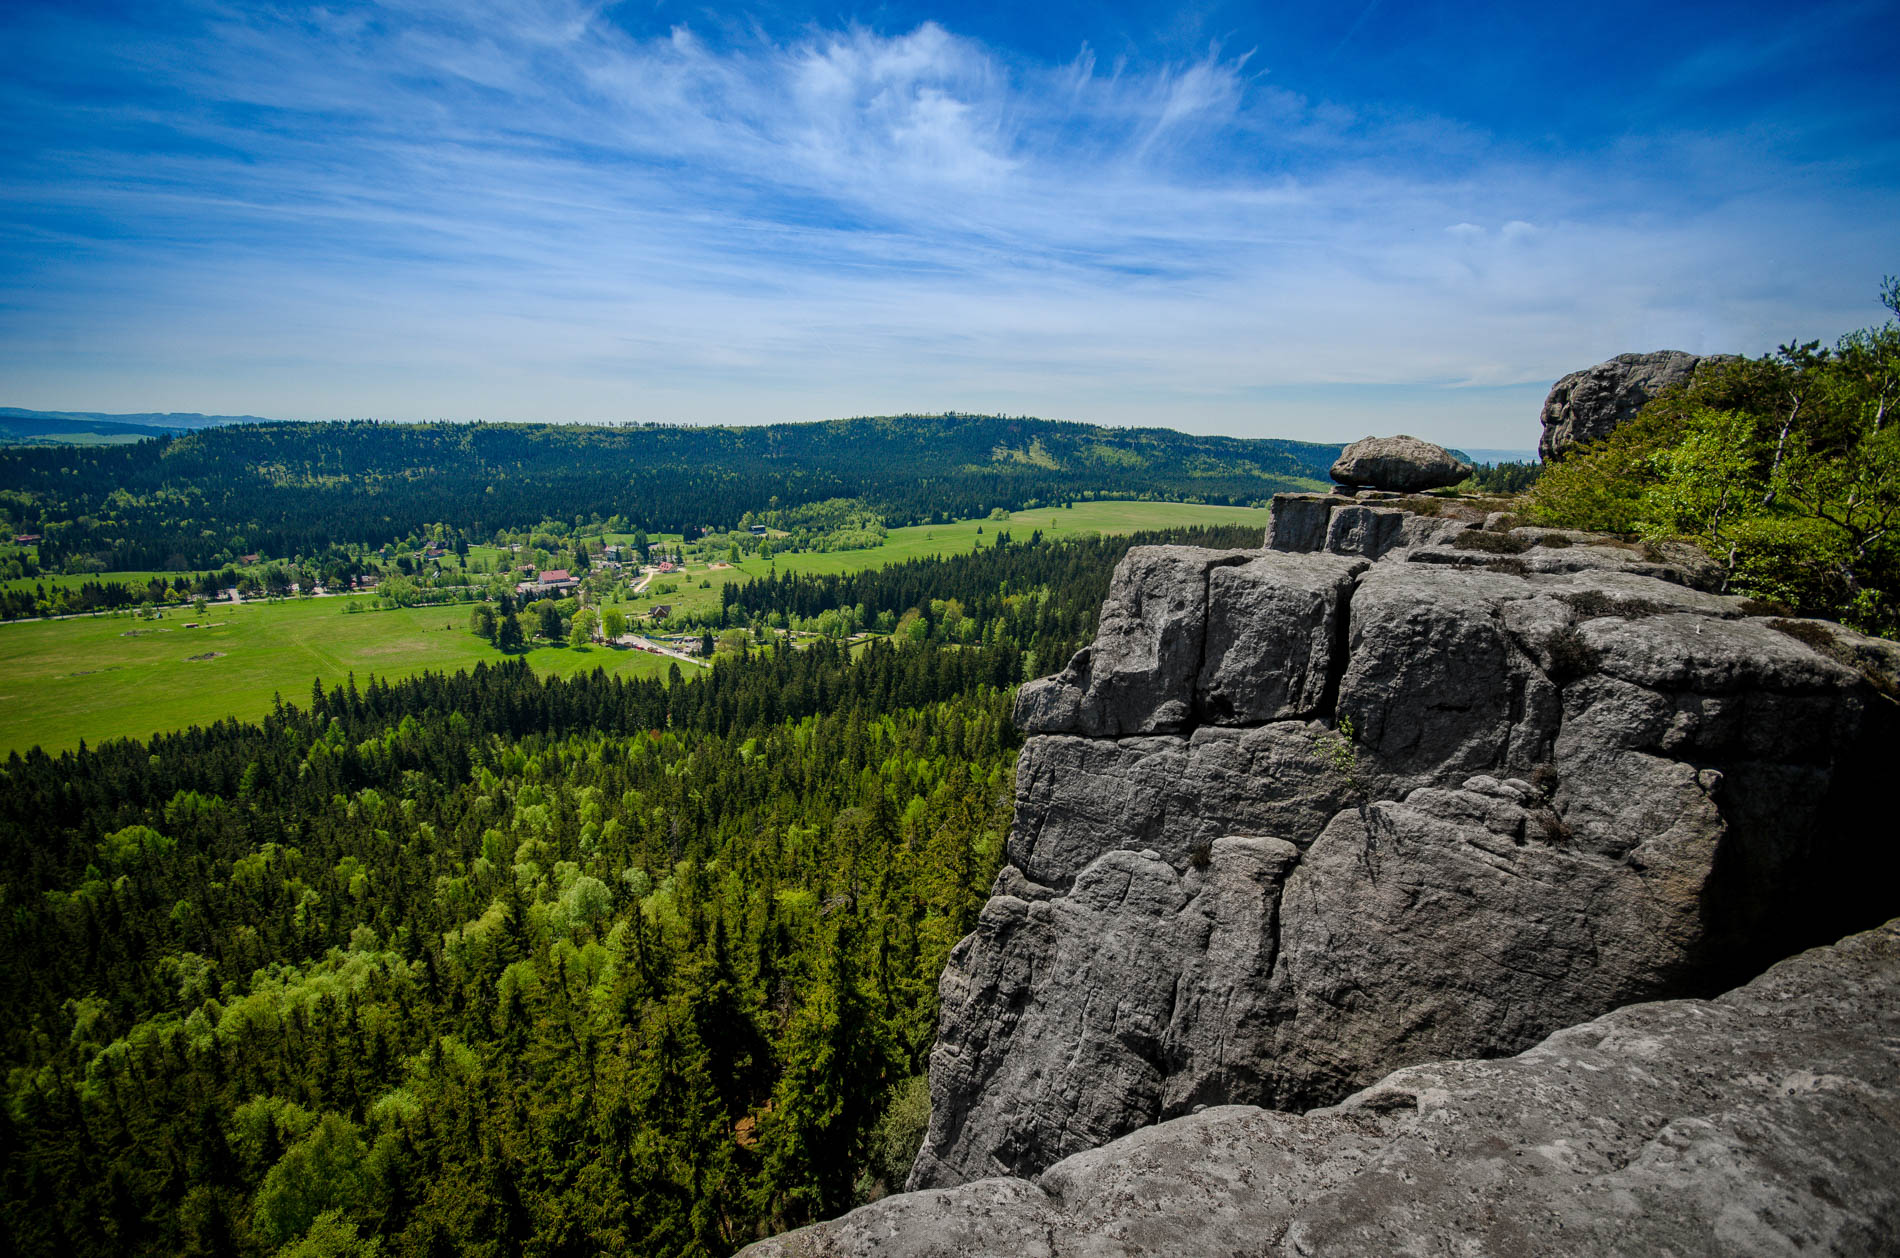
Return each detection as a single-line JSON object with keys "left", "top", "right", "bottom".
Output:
{"left": 743, "top": 920, "right": 1900, "bottom": 1257}
{"left": 1538, "top": 350, "right": 1738, "bottom": 461}
{"left": 1328, "top": 434, "right": 1472, "bottom": 491}
{"left": 907, "top": 494, "right": 1895, "bottom": 1192}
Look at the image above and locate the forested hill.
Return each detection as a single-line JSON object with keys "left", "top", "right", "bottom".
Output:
{"left": 0, "top": 414, "right": 1338, "bottom": 570}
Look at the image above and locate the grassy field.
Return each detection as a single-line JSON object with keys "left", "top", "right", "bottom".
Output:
{"left": 778, "top": 500, "right": 1270, "bottom": 575}
{"left": 0, "top": 501, "right": 1272, "bottom": 754}
{"left": 1, "top": 569, "right": 187, "bottom": 595}
{"left": 0, "top": 599, "right": 682, "bottom": 756}
{"left": 602, "top": 500, "right": 1273, "bottom": 621}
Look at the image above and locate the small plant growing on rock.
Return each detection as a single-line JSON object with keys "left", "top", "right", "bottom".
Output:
{"left": 1453, "top": 530, "right": 1531, "bottom": 554}
{"left": 1532, "top": 808, "right": 1574, "bottom": 844}
{"left": 1544, "top": 625, "right": 1600, "bottom": 683}
{"left": 1560, "top": 590, "right": 1666, "bottom": 620}
{"left": 1767, "top": 617, "right": 1837, "bottom": 653}
{"left": 1311, "top": 714, "right": 1366, "bottom": 799}
{"left": 1563, "top": 590, "right": 1617, "bottom": 619}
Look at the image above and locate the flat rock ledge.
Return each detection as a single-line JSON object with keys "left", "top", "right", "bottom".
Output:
{"left": 742, "top": 919, "right": 1900, "bottom": 1257}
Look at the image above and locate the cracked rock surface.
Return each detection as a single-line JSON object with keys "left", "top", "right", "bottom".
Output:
{"left": 908, "top": 498, "right": 1897, "bottom": 1191}
{"left": 744, "top": 920, "right": 1900, "bottom": 1257}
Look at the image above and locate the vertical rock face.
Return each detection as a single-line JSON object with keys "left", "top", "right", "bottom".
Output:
{"left": 1538, "top": 349, "right": 1738, "bottom": 460}
{"left": 907, "top": 499, "right": 1897, "bottom": 1192}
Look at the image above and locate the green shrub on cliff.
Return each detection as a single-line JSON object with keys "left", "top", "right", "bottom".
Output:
{"left": 1532, "top": 279, "right": 1900, "bottom": 637}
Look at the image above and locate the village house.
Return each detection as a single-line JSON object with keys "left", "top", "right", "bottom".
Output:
{"left": 647, "top": 604, "right": 672, "bottom": 621}
{"left": 516, "top": 568, "right": 578, "bottom": 597}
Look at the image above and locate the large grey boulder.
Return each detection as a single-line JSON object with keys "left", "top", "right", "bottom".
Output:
{"left": 1329, "top": 434, "right": 1472, "bottom": 491}
{"left": 908, "top": 509, "right": 1896, "bottom": 1190}
{"left": 743, "top": 920, "right": 1900, "bottom": 1258}
{"left": 1539, "top": 350, "right": 1738, "bottom": 461}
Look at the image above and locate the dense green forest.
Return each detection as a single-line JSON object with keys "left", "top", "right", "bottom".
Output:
{"left": 0, "top": 524, "right": 1259, "bottom": 1258}
{"left": 0, "top": 414, "right": 1335, "bottom": 571}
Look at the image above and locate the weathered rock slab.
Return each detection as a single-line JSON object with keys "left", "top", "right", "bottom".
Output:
{"left": 1007, "top": 725, "right": 1356, "bottom": 887}
{"left": 1198, "top": 552, "right": 1367, "bottom": 723}
{"left": 744, "top": 921, "right": 1900, "bottom": 1258}
{"left": 1015, "top": 548, "right": 1366, "bottom": 737}
{"left": 1012, "top": 546, "right": 1253, "bottom": 738}
{"left": 910, "top": 838, "right": 1309, "bottom": 1189}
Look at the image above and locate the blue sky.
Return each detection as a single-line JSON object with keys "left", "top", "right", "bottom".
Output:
{"left": 2, "top": 1, "right": 1896, "bottom": 447}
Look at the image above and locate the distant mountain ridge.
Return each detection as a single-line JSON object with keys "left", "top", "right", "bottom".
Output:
{"left": 0, "top": 407, "right": 271, "bottom": 445}
{"left": 0, "top": 412, "right": 1344, "bottom": 569}
{"left": 1457, "top": 446, "right": 1539, "bottom": 464}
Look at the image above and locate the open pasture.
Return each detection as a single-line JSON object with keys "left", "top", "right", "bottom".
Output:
{"left": 604, "top": 500, "right": 1273, "bottom": 619}
{"left": 0, "top": 598, "right": 679, "bottom": 755}
{"left": 1, "top": 501, "right": 1272, "bottom": 753}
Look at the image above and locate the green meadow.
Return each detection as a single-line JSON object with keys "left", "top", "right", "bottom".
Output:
{"left": 0, "top": 500, "right": 1272, "bottom": 754}
{"left": 606, "top": 500, "right": 1273, "bottom": 618}
{"left": 776, "top": 499, "right": 1271, "bottom": 575}
{"left": 1, "top": 569, "right": 185, "bottom": 596}
{"left": 0, "top": 599, "right": 683, "bottom": 756}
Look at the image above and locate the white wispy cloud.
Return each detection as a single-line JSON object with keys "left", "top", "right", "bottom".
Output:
{"left": 0, "top": 0, "right": 1893, "bottom": 446}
